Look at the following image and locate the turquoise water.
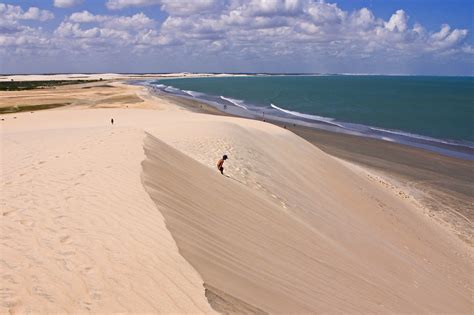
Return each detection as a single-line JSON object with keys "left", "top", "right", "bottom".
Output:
{"left": 150, "top": 75, "right": 474, "bottom": 158}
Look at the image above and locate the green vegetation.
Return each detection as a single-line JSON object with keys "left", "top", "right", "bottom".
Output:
{"left": 0, "top": 80, "right": 100, "bottom": 91}
{"left": 0, "top": 103, "right": 70, "bottom": 114}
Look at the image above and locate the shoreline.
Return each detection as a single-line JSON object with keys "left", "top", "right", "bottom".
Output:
{"left": 155, "top": 90, "right": 473, "bottom": 246}
{"left": 1, "top": 78, "right": 471, "bottom": 245}
{"left": 148, "top": 78, "right": 474, "bottom": 161}
{"left": 1, "top": 78, "right": 472, "bottom": 313}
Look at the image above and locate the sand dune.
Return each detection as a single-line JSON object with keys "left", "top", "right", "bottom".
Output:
{"left": 1, "top": 110, "right": 215, "bottom": 313}
{"left": 142, "top": 116, "right": 472, "bottom": 313}
{"left": 1, "top": 89, "right": 472, "bottom": 313}
{"left": 0, "top": 73, "right": 248, "bottom": 83}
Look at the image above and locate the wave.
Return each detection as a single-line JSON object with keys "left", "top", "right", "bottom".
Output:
{"left": 220, "top": 96, "right": 248, "bottom": 110}
{"left": 183, "top": 90, "right": 204, "bottom": 98}
{"left": 270, "top": 104, "right": 344, "bottom": 128}
{"left": 369, "top": 127, "right": 474, "bottom": 148}
{"left": 164, "top": 86, "right": 180, "bottom": 93}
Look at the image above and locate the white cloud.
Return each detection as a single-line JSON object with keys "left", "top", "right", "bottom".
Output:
{"left": 104, "top": 13, "right": 154, "bottom": 29}
{"left": 69, "top": 10, "right": 107, "bottom": 23}
{"left": 160, "top": 0, "right": 221, "bottom": 15}
{"left": 52, "top": 10, "right": 157, "bottom": 54}
{"left": 242, "top": 0, "right": 304, "bottom": 16}
{"left": 106, "top": 0, "right": 221, "bottom": 15}
{"left": 350, "top": 8, "right": 377, "bottom": 30}
{"left": 385, "top": 10, "right": 407, "bottom": 32}
{"left": 54, "top": 0, "right": 84, "bottom": 8}
{"left": 431, "top": 24, "right": 451, "bottom": 41}
{"left": 1, "top": 1, "right": 472, "bottom": 74}
{"left": 429, "top": 26, "right": 468, "bottom": 50}
{"left": 55, "top": 22, "right": 99, "bottom": 38}
{"left": 68, "top": 11, "right": 155, "bottom": 30}
{"left": 0, "top": 3, "right": 54, "bottom": 21}
{"left": 0, "top": 3, "right": 55, "bottom": 55}
{"left": 106, "top": 0, "right": 161, "bottom": 10}
{"left": 306, "top": 1, "right": 346, "bottom": 25}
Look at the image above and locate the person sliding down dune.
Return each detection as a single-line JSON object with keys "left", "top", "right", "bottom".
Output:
{"left": 217, "top": 155, "right": 228, "bottom": 175}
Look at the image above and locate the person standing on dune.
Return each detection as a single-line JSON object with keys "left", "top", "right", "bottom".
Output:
{"left": 217, "top": 155, "right": 228, "bottom": 175}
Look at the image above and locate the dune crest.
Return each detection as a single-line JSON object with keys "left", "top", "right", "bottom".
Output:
{"left": 142, "top": 124, "right": 472, "bottom": 313}
{"left": 1, "top": 100, "right": 471, "bottom": 313}
{"left": 1, "top": 111, "right": 215, "bottom": 314}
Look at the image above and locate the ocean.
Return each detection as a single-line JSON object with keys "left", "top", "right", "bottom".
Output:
{"left": 146, "top": 75, "right": 474, "bottom": 159}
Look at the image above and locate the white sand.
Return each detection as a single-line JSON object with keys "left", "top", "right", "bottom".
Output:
{"left": 1, "top": 109, "right": 216, "bottom": 313}
{"left": 0, "top": 73, "right": 248, "bottom": 82}
{"left": 1, "top": 84, "right": 472, "bottom": 313}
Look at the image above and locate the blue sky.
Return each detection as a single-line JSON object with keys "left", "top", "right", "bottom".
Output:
{"left": 1, "top": 0, "right": 473, "bottom": 75}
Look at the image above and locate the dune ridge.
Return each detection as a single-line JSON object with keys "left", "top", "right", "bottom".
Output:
{"left": 1, "top": 82, "right": 472, "bottom": 313}
{"left": 141, "top": 123, "right": 472, "bottom": 313}
{"left": 1, "top": 110, "right": 216, "bottom": 314}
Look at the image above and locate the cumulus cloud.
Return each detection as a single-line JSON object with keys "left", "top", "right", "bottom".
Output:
{"left": 241, "top": 0, "right": 304, "bottom": 16}
{"left": 0, "top": 3, "right": 55, "bottom": 55}
{"left": 54, "top": 0, "right": 84, "bottom": 8}
{"left": 0, "top": 3, "right": 54, "bottom": 21}
{"left": 50, "top": 10, "right": 159, "bottom": 56}
{"left": 68, "top": 11, "right": 154, "bottom": 30}
{"left": 154, "top": 1, "right": 470, "bottom": 59}
{"left": 429, "top": 25, "right": 468, "bottom": 50}
{"left": 385, "top": 10, "right": 408, "bottom": 32}
{"left": 1, "top": 1, "right": 472, "bottom": 74}
{"left": 160, "top": 0, "right": 222, "bottom": 15}
{"left": 69, "top": 10, "right": 107, "bottom": 23}
{"left": 106, "top": 0, "right": 161, "bottom": 10}
{"left": 106, "top": 0, "right": 222, "bottom": 15}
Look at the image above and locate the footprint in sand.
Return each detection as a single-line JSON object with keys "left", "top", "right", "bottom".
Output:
{"left": 18, "top": 219, "right": 35, "bottom": 227}
{"left": 32, "top": 286, "right": 54, "bottom": 302}
{"left": 90, "top": 289, "right": 102, "bottom": 301}
{"left": 59, "top": 235, "right": 71, "bottom": 244}
{"left": 59, "top": 250, "right": 75, "bottom": 257}
{"left": 2, "top": 210, "right": 16, "bottom": 216}
{"left": 80, "top": 300, "right": 92, "bottom": 311}
{"left": 81, "top": 266, "right": 93, "bottom": 274}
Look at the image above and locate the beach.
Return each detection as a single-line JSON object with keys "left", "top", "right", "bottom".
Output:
{"left": 157, "top": 91, "right": 474, "bottom": 246}
{"left": 1, "top": 76, "right": 472, "bottom": 313}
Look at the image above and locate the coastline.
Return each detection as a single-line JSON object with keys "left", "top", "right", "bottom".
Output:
{"left": 288, "top": 124, "right": 473, "bottom": 245}
{"left": 155, "top": 90, "right": 473, "bottom": 246}
{"left": 149, "top": 76, "right": 474, "bottom": 161}
{"left": 1, "top": 77, "right": 472, "bottom": 313}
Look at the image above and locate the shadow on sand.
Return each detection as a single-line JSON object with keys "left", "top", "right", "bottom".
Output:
{"left": 224, "top": 174, "right": 245, "bottom": 185}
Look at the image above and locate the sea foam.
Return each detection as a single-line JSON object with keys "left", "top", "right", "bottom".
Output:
{"left": 369, "top": 127, "right": 474, "bottom": 148}
{"left": 270, "top": 104, "right": 344, "bottom": 127}
{"left": 183, "top": 90, "right": 204, "bottom": 97}
{"left": 220, "top": 96, "right": 248, "bottom": 110}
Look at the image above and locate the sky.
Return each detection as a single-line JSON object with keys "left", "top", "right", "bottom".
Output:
{"left": 0, "top": 0, "right": 473, "bottom": 75}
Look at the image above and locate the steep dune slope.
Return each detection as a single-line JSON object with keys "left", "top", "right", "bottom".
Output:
{"left": 1, "top": 107, "right": 471, "bottom": 313}
{"left": 143, "top": 121, "right": 472, "bottom": 313}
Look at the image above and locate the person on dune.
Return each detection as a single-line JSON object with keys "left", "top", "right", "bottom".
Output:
{"left": 217, "top": 155, "right": 228, "bottom": 175}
